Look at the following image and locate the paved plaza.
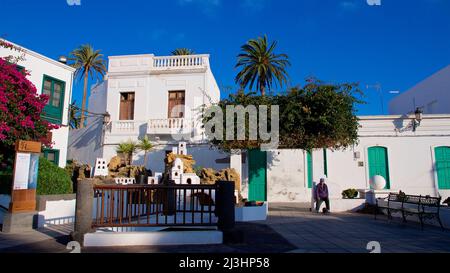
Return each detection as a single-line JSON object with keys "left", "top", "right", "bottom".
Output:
{"left": 0, "top": 203, "right": 449, "bottom": 253}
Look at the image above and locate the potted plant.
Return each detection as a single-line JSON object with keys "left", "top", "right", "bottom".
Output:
{"left": 135, "top": 166, "right": 148, "bottom": 185}
{"left": 342, "top": 188, "right": 358, "bottom": 199}
{"left": 116, "top": 140, "right": 137, "bottom": 166}
{"left": 137, "top": 136, "right": 153, "bottom": 171}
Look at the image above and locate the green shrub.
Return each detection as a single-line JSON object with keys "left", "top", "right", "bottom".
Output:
{"left": 37, "top": 157, "right": 73, "bottom": 195}
{"left": 342, "top": 188, "right": 358, "bottom": 199}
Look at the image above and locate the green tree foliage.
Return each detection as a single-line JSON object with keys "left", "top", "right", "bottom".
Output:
{"left": 235, "top": 35, "right": 290, "bottom": 96}
{"left": 203, "top": 78, "right": 363, "bottom": 151}
{"left": 171, "top": 48, "right": 195, "bottom": 55}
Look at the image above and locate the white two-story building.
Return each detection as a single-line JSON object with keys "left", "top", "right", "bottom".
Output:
{"left": 0, "top": 39, "right": 75, "bottom": 167}
{"left": 68, "top": 53, "right": 230, "bottom": 172}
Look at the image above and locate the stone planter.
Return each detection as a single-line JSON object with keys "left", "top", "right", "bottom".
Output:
{"left": 235, "top": 202, "right": 268, "bottom": 222}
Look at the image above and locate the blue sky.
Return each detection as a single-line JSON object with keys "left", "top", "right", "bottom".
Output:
{"left": 1, "top": 0, "right": 450, "bottom": 115}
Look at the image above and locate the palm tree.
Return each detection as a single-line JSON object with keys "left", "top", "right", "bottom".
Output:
{"left": 235, "top": 35, "right": 290, "bottom": 96}
{"left": 137, "top": 136, "right": 153, "bottom": 168}
{"left": 69, "top": 44, "right": 107, "bottom": 128}
{"left": 68, "top": 101, "right": 81, "bottom": 129}
{"left": 116, "top": 140, "right": 138, "bottom": 165}
{"left": 171, "top": 48, "right": 195, "bottom": 56}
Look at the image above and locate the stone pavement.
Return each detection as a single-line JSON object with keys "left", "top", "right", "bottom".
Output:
{"left": 263, "top": 203, "right": 450, "bottom": 253}
{"left": 1, "top": 203, "right": 449, "bottom": 253}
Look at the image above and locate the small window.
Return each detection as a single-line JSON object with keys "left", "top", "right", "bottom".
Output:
{"left": 119, "top": 92, "right": 135, "bottom": 120}
{"left": 41, "top": 75, "right": 65, "bottom": 125}
{"left": 42, "top": 149, "right": 60, "bottom": 166}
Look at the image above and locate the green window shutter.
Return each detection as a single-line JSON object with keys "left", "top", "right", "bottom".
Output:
{"left": 368, "top": 146, "right": 391, "bottom": 189}
{"left": 41, "top": 75, "right": 65, "bottom": 124}
{"left": 307, "top": 150, "right": 313, "bottom": 188}
{"left": 435, "top": 146, "right": 450, "bottom": 190}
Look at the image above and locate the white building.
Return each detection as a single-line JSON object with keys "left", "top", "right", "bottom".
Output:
{"left": 69, "top": 52, "right": 450, "bottom": 205}
{"left": 232, "top": 114, "right": 450, "bottom": 203}
{"left": 389, "top": 64, "right": 450, "bottom": 115}
{"left": 0, "top": 40, "right": 75, "bottom": 167}
{"left": 68, "top": 53, "right": 229, "bottom": 172}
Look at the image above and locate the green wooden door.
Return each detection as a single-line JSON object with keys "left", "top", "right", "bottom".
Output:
{"left": 435, "top": 146, "right": 450, "bottom": 189}
{"left": 248, "top": 149, "right": 267, "bottom": 201}
{"left": 368, "top": 146, "right": 390, "bottom": 189}
{"left": 307, "top": 150, "right": 313, "bottom": 188}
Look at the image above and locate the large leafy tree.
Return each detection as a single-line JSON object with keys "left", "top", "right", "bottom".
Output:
{"left": 171, "top": 48, "right": 195, "bottom": 55}
{"left": 203, "top": 78, "right": 363, "bottom": 151}
{"left": 0, "top": 58, "right": 58, "bottom": 167}
{"left": 235, "top": 35, "right": 290, "bottom": 96}
{"left": 69, "top": 44, "right": 106, "bottom": 128}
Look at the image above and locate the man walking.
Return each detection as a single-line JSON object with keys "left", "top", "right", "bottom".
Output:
{"left": 315, "top": 178, "right": 330, "bottom": 213}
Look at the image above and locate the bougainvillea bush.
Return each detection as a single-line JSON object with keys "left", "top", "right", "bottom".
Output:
{"left": 0, "top": 58, "right": 59, "bottom": 168}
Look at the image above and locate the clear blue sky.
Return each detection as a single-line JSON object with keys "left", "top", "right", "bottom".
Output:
{"left": 1, "top": 0, "right": 450, "bottom": 115}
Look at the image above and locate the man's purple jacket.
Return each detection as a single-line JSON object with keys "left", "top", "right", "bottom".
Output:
{"left": 315, "top": 183, "right": 329, "bottom": 200}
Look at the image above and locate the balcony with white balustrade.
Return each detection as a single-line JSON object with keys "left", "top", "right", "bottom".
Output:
{"left": 107, "top": 118, "right": 193, "bottom": 136}
{"left": 108, "top": 54, "right": 210, "bottom": 75}
{"left": 147, "top": 118, "right": 193, "bottom": 135}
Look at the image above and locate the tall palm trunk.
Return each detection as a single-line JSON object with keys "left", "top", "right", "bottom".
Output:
{"left": 260, "top": 86, "right": 266, "bottom": 96}
{"left": 80, "top": 70, "right": 88, "bottom": 128}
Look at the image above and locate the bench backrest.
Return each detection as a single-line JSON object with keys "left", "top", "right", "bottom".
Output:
{"left": 388, "top": 193, "right": 441, "bottom": 207}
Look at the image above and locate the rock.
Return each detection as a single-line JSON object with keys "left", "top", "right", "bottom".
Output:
{"left": 198, "top": 168, "right": 241, "bottom": 191}
{"left": 108, "top": 156, "right": 124, "bottom": 171}
{"left": 165, "top": 153, "right": 196, "bottom": 173}
{"left": 199, "top": 168, "right": 218, "bottom": 185}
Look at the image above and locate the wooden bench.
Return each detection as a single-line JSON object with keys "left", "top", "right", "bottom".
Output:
{"left": 375, "top": 193, "right": 444, "bottom": 230}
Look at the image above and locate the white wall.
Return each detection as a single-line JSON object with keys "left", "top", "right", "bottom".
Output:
{"left": 266, "top": 115, "right": 450, "bottom": 202}
{"left": 389, "top": 65, "right": 450, "bottom": 115}
{"left": 0, "top": 40, "right": 75, "bottom": 167}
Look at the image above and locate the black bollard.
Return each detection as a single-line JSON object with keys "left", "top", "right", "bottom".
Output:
{"left": 216, "top": 180, "right": 235, "bottom": 232}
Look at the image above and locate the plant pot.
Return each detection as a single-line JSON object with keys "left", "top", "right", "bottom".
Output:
{"left": 135, "top": 174, "right": 148, "bottom": 185}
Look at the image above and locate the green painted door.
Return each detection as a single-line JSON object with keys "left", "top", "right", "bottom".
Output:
{"left": 307, "top": 150, "right": 313, "bottom": 188}
{"left": 248, "top": 149, "right": 267, "bottom": 201}
{"left": 435, "top": 146, "right": 450, "bottom": 189}
{"left": 368, "top": 146, "right": 390, "bottom": 189}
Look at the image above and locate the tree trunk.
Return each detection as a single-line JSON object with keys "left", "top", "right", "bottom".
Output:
{"left": 143, "top": 151, "right": 148, "bottom": 169}
{"left": 79, "top": 70, "right": 89, "bottom": 128}
{"left": 260, "top": 86, "right": 266, "bottom": 96}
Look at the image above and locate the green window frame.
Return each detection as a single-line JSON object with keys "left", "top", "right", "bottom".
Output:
{"left": 435, "top": 146, "right": 450, "bottom": 190}
{"left": 42, "top": 149, "right": 60, "bottom": 166}
{"left": 41, "top": 75, "right": 66, "bottom": 125}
